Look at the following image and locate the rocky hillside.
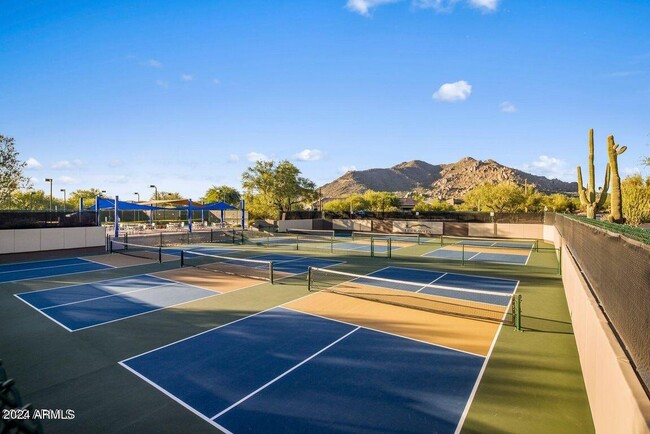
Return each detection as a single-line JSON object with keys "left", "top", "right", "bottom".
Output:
{"left": 321, "top": 157, "right": 577, "bottom": 199}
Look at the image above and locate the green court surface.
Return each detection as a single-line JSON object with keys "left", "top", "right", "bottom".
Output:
{"left": 0, "top": 239, "right": 594, "bottom": 433}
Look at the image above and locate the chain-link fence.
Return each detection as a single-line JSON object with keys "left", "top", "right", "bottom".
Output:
{"left": 555, "top": 213, "right": 650, "bottom": 394}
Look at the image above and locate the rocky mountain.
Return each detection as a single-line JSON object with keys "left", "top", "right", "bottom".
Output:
{"left": 320, "top": 157, "right": 577, "bottom": 199}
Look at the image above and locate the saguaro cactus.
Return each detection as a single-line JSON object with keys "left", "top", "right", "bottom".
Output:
{"left": 577, "top": 129, "right": 610, "bottom": 219}
{"left": 606, "top": 135, "right": 627, "bottom": 223}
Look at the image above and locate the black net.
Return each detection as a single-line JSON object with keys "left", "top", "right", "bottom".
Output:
{"left": 109, "top": 240, "right": 162, "bottom": 262}
{"left": 181, "top": 250, "right": 273, "bottom": 281}
{"left": 555, "top": 214, "right": 650, "bottom": 393}
{"left": 308, "top": 267, "right": 517, "bottom": 324}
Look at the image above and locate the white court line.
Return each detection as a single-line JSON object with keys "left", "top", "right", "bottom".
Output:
{"left": 0, "top": 260, "right": 109, "bottom": 276}
{"left": 210, "top": 326, "right": 361, "bottom": 420}
{"left": 453, "top": 280, "right": 518, "bottom": 434}
{"left": 13, "top": 294, "right": 74, "bottom": 332}
{"left": 118, "top": 361, "right": 234, "bottom": 434}
{"left": 416, "top": 273, "right": 448, "bottom": 293}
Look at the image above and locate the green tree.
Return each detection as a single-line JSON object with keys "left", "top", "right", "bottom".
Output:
{"left": 543, "top": 193, "right": 577, "bottom": 213}
{"left": 10, "top": 189, "right": 63, "bottom": 210}
{"left": 463, "top": 182, "right": 525, "bottom": 213}
{"left": 69, "top": 188, "right": 106, "bottom": 208}
{"left": 242, "top": 160, "right": 316, "bottom": 219}
{"left": 363, "top": 191, "right": 399, "bottom": 212}
{"left": 151, "top": 191, "right": 183, "bottom": 201}
{"left": 0, "top": 135, "right": 28, "bottom": 208}
{"left": 201, "top": 185, "right": 241, "bottom": 205}
{"left": 621, "top": 174, "right": 650, "bottom": 226}
{"left": 413, "top": 200, "right": 455, "bottom": 212}
{"left": 322, "top": 199, "right": 350, "bottom": 214}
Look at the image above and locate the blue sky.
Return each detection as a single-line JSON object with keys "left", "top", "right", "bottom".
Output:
{"left": 1, "top": 0, "right": 649, "bottom": 200}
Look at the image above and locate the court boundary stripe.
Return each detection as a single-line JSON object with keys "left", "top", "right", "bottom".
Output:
{"left": 210, "top": 326, "right": 361, "bottom": 421}
{"left": 118, "top": 361, "right": 234, "bottom": 434}
{"left": 13, "top": 294, "right": 74, "bottom": 332}
{"left": 0, "top": 256, "right": 97, "bottom": 269}
{"left": 0, "top": 261, "right": 113, "bottom": 282}
{"left": 420, "top": 249, "right": 528, "bottom": 267}
{"left": 280, "top": 306, "right": 484, "bottom": 359}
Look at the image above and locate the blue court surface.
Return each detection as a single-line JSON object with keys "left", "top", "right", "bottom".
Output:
{"left": 358, "top": 266, "right": 518, "bottom": 306}
{"left": 0, "top": 257, "right": 113, "bottom": 283}
{"left": 423, "top": 248, "right": 530, "bottom": 265}
{"left": 15, "top": 274, "right": 220, "bottom": 331}
{"left": 121, "top": 307, "right": 485, "bottom": 434}
{"left": 248, "top": 254, "right": 343, "bottom": 275}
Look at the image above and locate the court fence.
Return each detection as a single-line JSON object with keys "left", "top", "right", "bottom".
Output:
{"left": 554, "top": 213, "right": 650, "bottom": 395}
{"left": 0, "top": 210, "right": 98, "bottom": 229}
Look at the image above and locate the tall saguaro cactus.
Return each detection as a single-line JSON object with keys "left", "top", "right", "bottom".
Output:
{"left": 577, "top": 129, "right": 610, "bottom": 219}
{"left": 606, "top": 134, "right": 627, "bottom": 223}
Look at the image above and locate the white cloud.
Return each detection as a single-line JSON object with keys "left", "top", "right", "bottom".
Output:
{"left": 108, "top": 159, "right": 123, "bottom": 168}
{"left": 294, "top": 149, "right": 324, "bottom": 161}
{"left": 143, "top": 59, "right": 162, "bottom": 68}
{"left": 432, "top": 80, "right": 472, "bottom": 102}
{"left": 413, "top": 0, "right": 459, "bottom": 12}
{"left": 181, "top": 74, "right": 193, "bottom": 81}
{"left": 228, "top": 154, "right": 240, "bottom": 162}
{"left": 213, "top": 78, "right": 221, "bottom": 85}
{"left": 345, "top": 0, "right": 401, "bottom": 16}
{"left": 58, "top": 176, "right": 77, "bottom": 185}
{"left": 339, "top": 165, "right": 357, "bottom": 174}
{"left": 468, "top": 0, "right": 499, "bottom": 11}
{"left": 623, "top": 167, "right": 641, "bottom": 176}
{"left": 52, "top": 159, "right": 82, "bottom": 170}
{"left": 25, "top": 157, "right": 42, "bottom": 169}
{"left": 500, "top": 101, "right": 517, "bottom": 113}
{"left": 156, "top": 80, "right": 169, "bottom": 88}
{"left": 522, "top": 155, "right": 574, "bottom": 182}
{"left": 247, "top": 152, "right": 269, "bottom": 162}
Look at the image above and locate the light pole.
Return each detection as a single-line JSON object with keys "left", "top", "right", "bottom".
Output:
{"left": 60, "top": 188, "right": 67, "bottom": 212}
{"left": 134, "top": 192, "right": 140, "bottom": 202}
{"left": 149, "top": 185, "right": 158, "bottom": 226}
{"left": 45, "top": 178, "right": 53, "bottom": 211}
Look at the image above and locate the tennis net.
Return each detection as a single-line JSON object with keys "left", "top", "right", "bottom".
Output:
{"left": 441, "top": 235, "right": 539, "bottom": 251}
{"left": 287, "top": 229, "right": 335, "bottom": 239}
{"left": 109, "top": 240, "right": 162, "bottom": 263}
{"left": 307, "top": 267, "right": 520, "bottom": 327}
{"left": 180, "top": 250, "right": 274, "bottom": 282}
{"left": 351, "top": 231, "right": 421, "bottom": 244}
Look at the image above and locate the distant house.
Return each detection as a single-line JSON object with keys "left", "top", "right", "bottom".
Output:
{"left": 398, "top": 197, "right": 417, "bottom": 211}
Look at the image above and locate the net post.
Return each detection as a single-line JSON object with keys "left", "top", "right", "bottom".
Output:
{"left": 461, "top": 244, "right": 465, "bottom": 266}
{"left": 370, "top": 238, "right": 375, "bottom": 257}
{"left": 158, "top": 246, "right": 162, "bottom": 263}
{"left": 159, "top": 232, "right": 163, "bottom": 247}
{"left": 180, "top": 250, "right": 185, "bottom": 267}
{"left": 210, "top": 228, "right": 213, "bottom": 243}
{"left": 307, "top": 266, "right": 312, "bottom": 291}
{"left": 330, "top": 238, "right": 333, "bottom": 254}
{"left": 515, "top": 294, "right": 522, "bottom": 331}
{"left": 535, "top": 239, "right": 539, "bottom": 252}
{"left": 388, "top": 239, "right": 392, "bottom": 259}
{"left": 109, "top": 240, "right": 113, "bottom": 254}
{"left": 125, "top": 233, "right": 128, "bottom": 244}
{"left": 296, "top": 236, "right": 299, "bottom": 251}
{"left": 270, "top": 262, "right": 274, "bottom": 284}
{"left": 440, "top": 234, "right": 444, "bottom": 245}
{"left": 241, "top": 230, "right": 244, "bottom": 244}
